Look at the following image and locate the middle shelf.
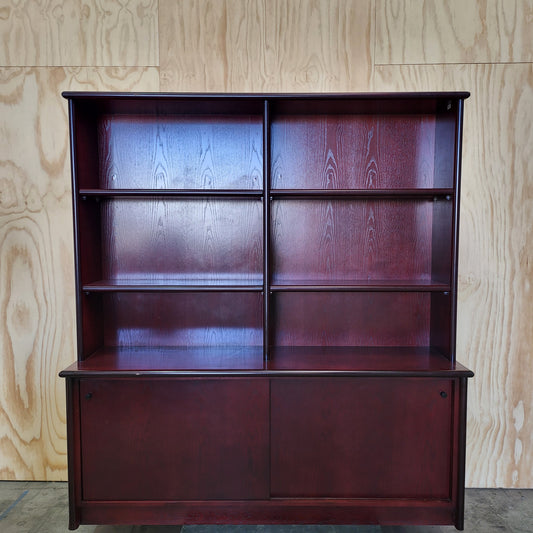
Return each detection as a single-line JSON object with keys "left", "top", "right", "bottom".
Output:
{"left": 82, "top": 279, "right": 450, "bottom": 292}
{"left": 77, "top": 196, "right": 453, "bottom": 287}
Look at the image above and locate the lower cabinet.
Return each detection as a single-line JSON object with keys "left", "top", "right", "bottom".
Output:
{"left": 65, "top": 375, "right": 467, "bottom": 529}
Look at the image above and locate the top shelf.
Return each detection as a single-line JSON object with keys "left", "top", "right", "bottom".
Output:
{"left": 63, "top": 91, "right": 470, "bottom": 116}
{"left": 270, "top": 189, "right": 454, "bottom": 199}
{"left": 78, "top": 188, "right": 455, "bottom": 199}
{"left": 79, "top": 188, "right": 263, "bottom": 198}
{"left": 69, "top": 93, "right": 466, "bottom": 192}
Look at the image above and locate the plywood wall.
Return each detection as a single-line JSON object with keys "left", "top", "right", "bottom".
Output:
{"left": 0, "top": 0, "right": 531, "bottom": 488}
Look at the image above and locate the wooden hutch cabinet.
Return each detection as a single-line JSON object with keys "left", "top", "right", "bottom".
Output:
{"left": 60, "top": 92, "right": 473, "bottom": 530}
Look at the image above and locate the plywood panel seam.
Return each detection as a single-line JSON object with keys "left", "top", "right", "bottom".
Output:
{"left": 374, "top": 61, "right": 533, "bottom": 67}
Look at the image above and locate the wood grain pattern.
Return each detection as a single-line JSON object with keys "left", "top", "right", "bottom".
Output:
{"left": 80, "top": 379, "right": 269, "bottom": 500}
{"left": 272, "top": 292, "right": 432, "bottom": 347}
{"left": 271, "top": 378, "right": 453, "bottom": 498}
{"left": 102, "top": 292, "right": 263, "bottom": 347}
{"left": 375, "top": 0, "right": 533, "bottom": 65}
{"left": 0, "top": 0, "right": 158, "bottom": 66}
{"left": 271, "top": 199, "right": 437, "bottom": 282}
{"left": 99, "top": 114, "right": 263, "bottom": 190}
{"left": 100, "top": 199, "right": 262, "bottom": 280}
{"left": 263, "top": 0, "right": 373, "bottom": 92}
{"left": 373, "top": 64, "right": 533, "bottom": 488}
{"left": 159, "top": 0, "right": 373, "bottom": 92}
{"left": 271, "top": 114, "right": 437, "bottom": 189}
{"left": 0, "top": 67, "right": 158, "bottom": 481}
{"left": 159, "top": 0, "right": 267, "bottom": 92}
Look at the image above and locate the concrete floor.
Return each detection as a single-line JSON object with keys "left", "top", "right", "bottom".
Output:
{"left": 0, "top": 483, "right": 531, "bottom": 533}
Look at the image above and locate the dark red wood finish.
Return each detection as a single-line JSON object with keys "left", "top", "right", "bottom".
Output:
{"left": 101, "top": 291, "right": 262, "bottom": 347}
{"left": 271, "top": 377, "right": 453, "bottom": 498}
{"left": 63, "top": 374, "right": 469, "bottom": 529}
{"left": 270, "top": 114, "right": 438, "bottom": 189}
{"left": 272, "top": 292, "right": 434, "bottom": 347}
{"left": 98, "top": 114, "right": 263, "bottom": 190}
{"left": 271, "top": 199, "right": 452, "bottom": 283}
{"left": 80, "top": 379, "right": 269, "bottom": 500}
{"left": 75, "top": 499, "right": 459, "bottom": 527}
{"left": 62, "top": 92, "right": 472, "bottom": 530}
{"left": 99, "top": 198, "right": 262, "bottom": 282}
{"left": 60, "top": 346, "right": 472, "bottom": 376}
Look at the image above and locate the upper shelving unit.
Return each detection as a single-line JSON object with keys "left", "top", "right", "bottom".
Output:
{"left": 65, "top": 91, "right": 468, "bottom": 370}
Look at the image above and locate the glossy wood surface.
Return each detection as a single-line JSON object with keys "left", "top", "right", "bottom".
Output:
{"left": 59, "top": 91, "right": 472, "bottom": 530}
{"left": 271, "top": 377, "right": 453, "bottom": 498}
{"left": 94, "top": 199, "right": 262, "bottom": 282}
{"left": 98, "top": 114, "right": 263, "bottom": 190}
{"left": 80, "top": 379, "right": 269, "bottom": 500}
{"left": 271, "top": 114, "right": 439, "bottom": 189}
{"left": 60, "top": 346, "right": 473, "bottom": 376}
{"left": 96, "top": 292, "right": 262, "bottom": 348}
{"left": 75, "top": 499, "right": 458, "bottom": 526}
{"left": 272, "top": 292, "right": 433, "bottom": 347}
{"left": 271, "top": 199, "right": 451, "bottom": 283}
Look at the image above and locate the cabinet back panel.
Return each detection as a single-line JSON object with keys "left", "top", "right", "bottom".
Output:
{"left": 100, "top": 199, "right": 262, "bottom": 280}
{"left": 271, "top": 114, "right": 439, "bottom": 189}
{"left": 100, "top": 292, "right": 262, "bottom": 347}
{"left": 272, "top": 292, "right": 430, "bottom": 347}
{"left": 272, "top": 200, "right": 438, "bottom": 282}
{"left": 98, "top": 115, "right": 263, "bottom": 190}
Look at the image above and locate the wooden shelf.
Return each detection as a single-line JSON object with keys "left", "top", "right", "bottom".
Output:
{"left": 60, "top": 346, "right": 265, "bottom": 374}
{"left": 83, "top": 279, "right": 264, "bottom": 292}
{"left": 269, "top": 280, "right": 450, "bottom": 292}
{"left": 79, "top": 188, "right": 263, "bottom": 198}
{"left": 270, "top": 189, "right": 454, "bottom": 199}
{"left": 59, "top": 345, "right": 473, "bottom": 377}
{"left": 266, "top": 346, "right": 473, "bottom": 376}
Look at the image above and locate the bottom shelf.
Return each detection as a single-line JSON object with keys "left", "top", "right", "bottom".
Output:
{"left": 60, "top": 346, "right": 473, "bottom": 377}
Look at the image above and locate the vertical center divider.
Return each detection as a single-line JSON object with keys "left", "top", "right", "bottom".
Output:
{"left": 263, "top": 99, "right": 271, "bottom": 361}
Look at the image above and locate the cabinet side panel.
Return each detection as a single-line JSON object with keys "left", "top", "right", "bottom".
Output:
{"left": 77, "top": 200, "right": 104, "bottom": 357}
{"left": 65, "top": 379, "right": 81, "bottom": 530}
{"left": 430, "top": 292, "right": 452, "bottom": 356}
{"left": 72, "top": 102, "right": 100, "bottom": 189}
{"left": 434, "top": 106, "right": 457, "bottom": 189}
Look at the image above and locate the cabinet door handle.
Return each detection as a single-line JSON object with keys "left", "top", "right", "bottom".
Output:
{"left": 440, "top": 391, "right": 448, "bottom": 399}
{"left": 85, "top": 392, "right": 93, "bottom": 400}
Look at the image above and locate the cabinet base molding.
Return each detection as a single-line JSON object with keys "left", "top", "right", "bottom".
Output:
{"left": 74, "top": 500, "right": 462, "bottom": 530}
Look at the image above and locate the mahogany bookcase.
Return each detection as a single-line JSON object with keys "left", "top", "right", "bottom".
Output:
{"left": 60, "top": 92, "right": 474, "bottom": 530}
